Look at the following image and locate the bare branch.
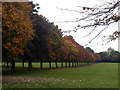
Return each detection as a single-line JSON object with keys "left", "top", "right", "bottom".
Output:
{"left": 81, "top": 25, "right": 97, "bottom": 38}
{"left": 56, "top": 0, "right": 120, "bottom": 45}
{"left": 84, "top": 25, "right": 109, "bottom": 46}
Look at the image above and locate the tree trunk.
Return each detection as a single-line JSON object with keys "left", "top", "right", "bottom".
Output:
{"left": 49, "top": 59, "right": 51, "bottom": 69}
{"left": 77, "top": 62, "right": 78, "bottom": 67}
{"left": 40, "top": 60, "right": 43, "bottom": 69}
{"left": 55, "top": 61, "right": 57, "bottom": 68}
{"left": 6, "top": 60, "right": 9, "bottom": 68}
{"left": 69, "top": 61, "right": 71, "bottom": 67}
{"left": 22, "top": 60, "right": 24, "bottom": 68}
{"left": 65, "top": 61, "right": 67, "bottom": 67}
{"left": 28, "top": 60, "right": 32, "bottom": 70}
{"left": 11, "top": 60, "right": 15, "bottom": 71}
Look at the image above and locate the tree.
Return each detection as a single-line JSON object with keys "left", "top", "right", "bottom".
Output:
{"left": 47, "top": 23, "right": 63, "bottom": 68}
{"left": 99, "top": 51, "right": 109, "bottom": 62}
{"left": 99, "top": 47, "right": 119, "bottom": 62}
{"left": 57, "top": 0, "right": 120, "bottom": 45}
{"left": 23, "top": 14, "right": 50, "bottom": 69}
{"left": 2, "top": 2, "right": 34, "bottom": 71}
{"left": 86, "top": 47, "right": 94, "bottom": 53}
{"left": 23, "top": 14, "right": 63, "bottom": 69}
{"left": 62, "top": 35, "right": 100, "bottom": 65}
{"left": 107, "top": 47, "right": 119, "bottom": 62}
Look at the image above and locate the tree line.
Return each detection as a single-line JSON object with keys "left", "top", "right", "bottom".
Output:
{"left": 2, "top": 2, "right": 101, "bottom": 71}
{"left": 98, "top": 47, "right": 120, "bottom": 63}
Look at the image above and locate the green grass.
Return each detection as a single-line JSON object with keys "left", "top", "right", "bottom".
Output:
{"left": 2, "top": 63, "right": 118, "bottom": 88}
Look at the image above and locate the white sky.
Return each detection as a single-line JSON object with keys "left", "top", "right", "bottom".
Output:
{"left": 30, "top": 0, "right": 118, "bottom": 53}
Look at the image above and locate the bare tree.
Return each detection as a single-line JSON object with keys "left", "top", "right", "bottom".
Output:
{"left": 56, "top": 0, "right": 120, "bottom": 46}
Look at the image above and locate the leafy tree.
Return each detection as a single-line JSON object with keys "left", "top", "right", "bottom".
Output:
{"left": 2, "top": 2, "right": 34, "bottom": 71}
{"left": 99, "top": 47, "right": 119, "bottom": 62}
{"left": 63, "top": 36, "right": 79, "bottom": 60}
{"left": 86, "top": 47, "right": 94, "bottom": 53}
{"left": 62, "top": 36, "right": 79, "bottom": 67}
{"left": 24, "top": 14, "right": 63, "bottom": 69}
{"left": 76, "top": 44, "right": 86, "bottom": 63}
{"left": 107, "top": 47, "right": 119, "bottom": 62}
{"left": 23, "top": 14, "right": 50, "bottom": 69}
{"left": 47, "top": 23, "right": 63, "bottom": 68}
{"left": 62, "top": 35, "right": 100, "bottom": 64}
{"left": 99, "top": 51, "right": 109, "bottom": 62}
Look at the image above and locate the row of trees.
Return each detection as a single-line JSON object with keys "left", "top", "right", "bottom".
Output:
{"left": 2, "top": 2, "right": 101, "bottom": 71}
{"left": 23, "top": 14, "right": 101, "bottom": 69}
{"left": 62, "top": 36, "right": 101, "bottom": 63}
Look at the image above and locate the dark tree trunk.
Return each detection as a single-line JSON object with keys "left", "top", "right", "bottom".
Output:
{"left": 40, "top": 60, "right": 43, "bottom": 69}
{"left": 65, "top": 61, "right": 67, "bottom": 67}
{"left": 77, "top": 62, "right": 78, "bottom": 67}
{"left": 22, "top": 60, "right": 24, "bottom": 68}
{"left": 55, "top": 61, "right": 58, "bottom": 68}
{"left": 6, "top": 60, "right": 9, "bottom": 68}
{"left": 69, "top": 61, "right": 71, "bottom": 67}
{"left": 28, "top": 60, "right": 32, "bottom": 70}
{"left": 61, "top": 61, "right": 63, "bottom": 68}
{"left": 49, "top": 59, "right": 51, "bottom": 69}
{"left": 11, "top": 60, "right": 15, "bottom": 72}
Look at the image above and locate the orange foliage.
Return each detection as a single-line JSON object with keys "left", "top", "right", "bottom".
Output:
{"left": 62, "top": 35, "right": 101, "bottom": 62}
{"left": 2, "top": 2, "right": 34, "bottom": 60}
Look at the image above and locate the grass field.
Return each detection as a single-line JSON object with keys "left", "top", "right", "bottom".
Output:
{"left": 2, "top": 63, "right": 118, "bottom": 88}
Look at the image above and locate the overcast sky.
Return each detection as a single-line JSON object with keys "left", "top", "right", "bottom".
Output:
{"left": 30, "top": 0, "right": 118, "bottom": 53}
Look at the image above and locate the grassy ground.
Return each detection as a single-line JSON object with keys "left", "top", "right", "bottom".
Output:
{"left": 2, "top": 63, "right": 118, "bottom": 88}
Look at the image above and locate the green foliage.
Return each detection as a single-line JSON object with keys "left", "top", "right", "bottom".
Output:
{"left": 99, "top": 47, "right": 120, "bottom": 62}
{"left": 86, "top": 47, "right": 94, "bottom": 53}
{"left": 24, "top": 15, "right": 63, "bottom": 61}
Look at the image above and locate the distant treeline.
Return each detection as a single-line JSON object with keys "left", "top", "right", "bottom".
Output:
{"left": 98, "top": 47, "right": 120, "bottom": 63}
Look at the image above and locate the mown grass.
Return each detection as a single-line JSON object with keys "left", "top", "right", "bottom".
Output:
{"left": 2, "top": 63, "right": 118, "bottom": 88}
